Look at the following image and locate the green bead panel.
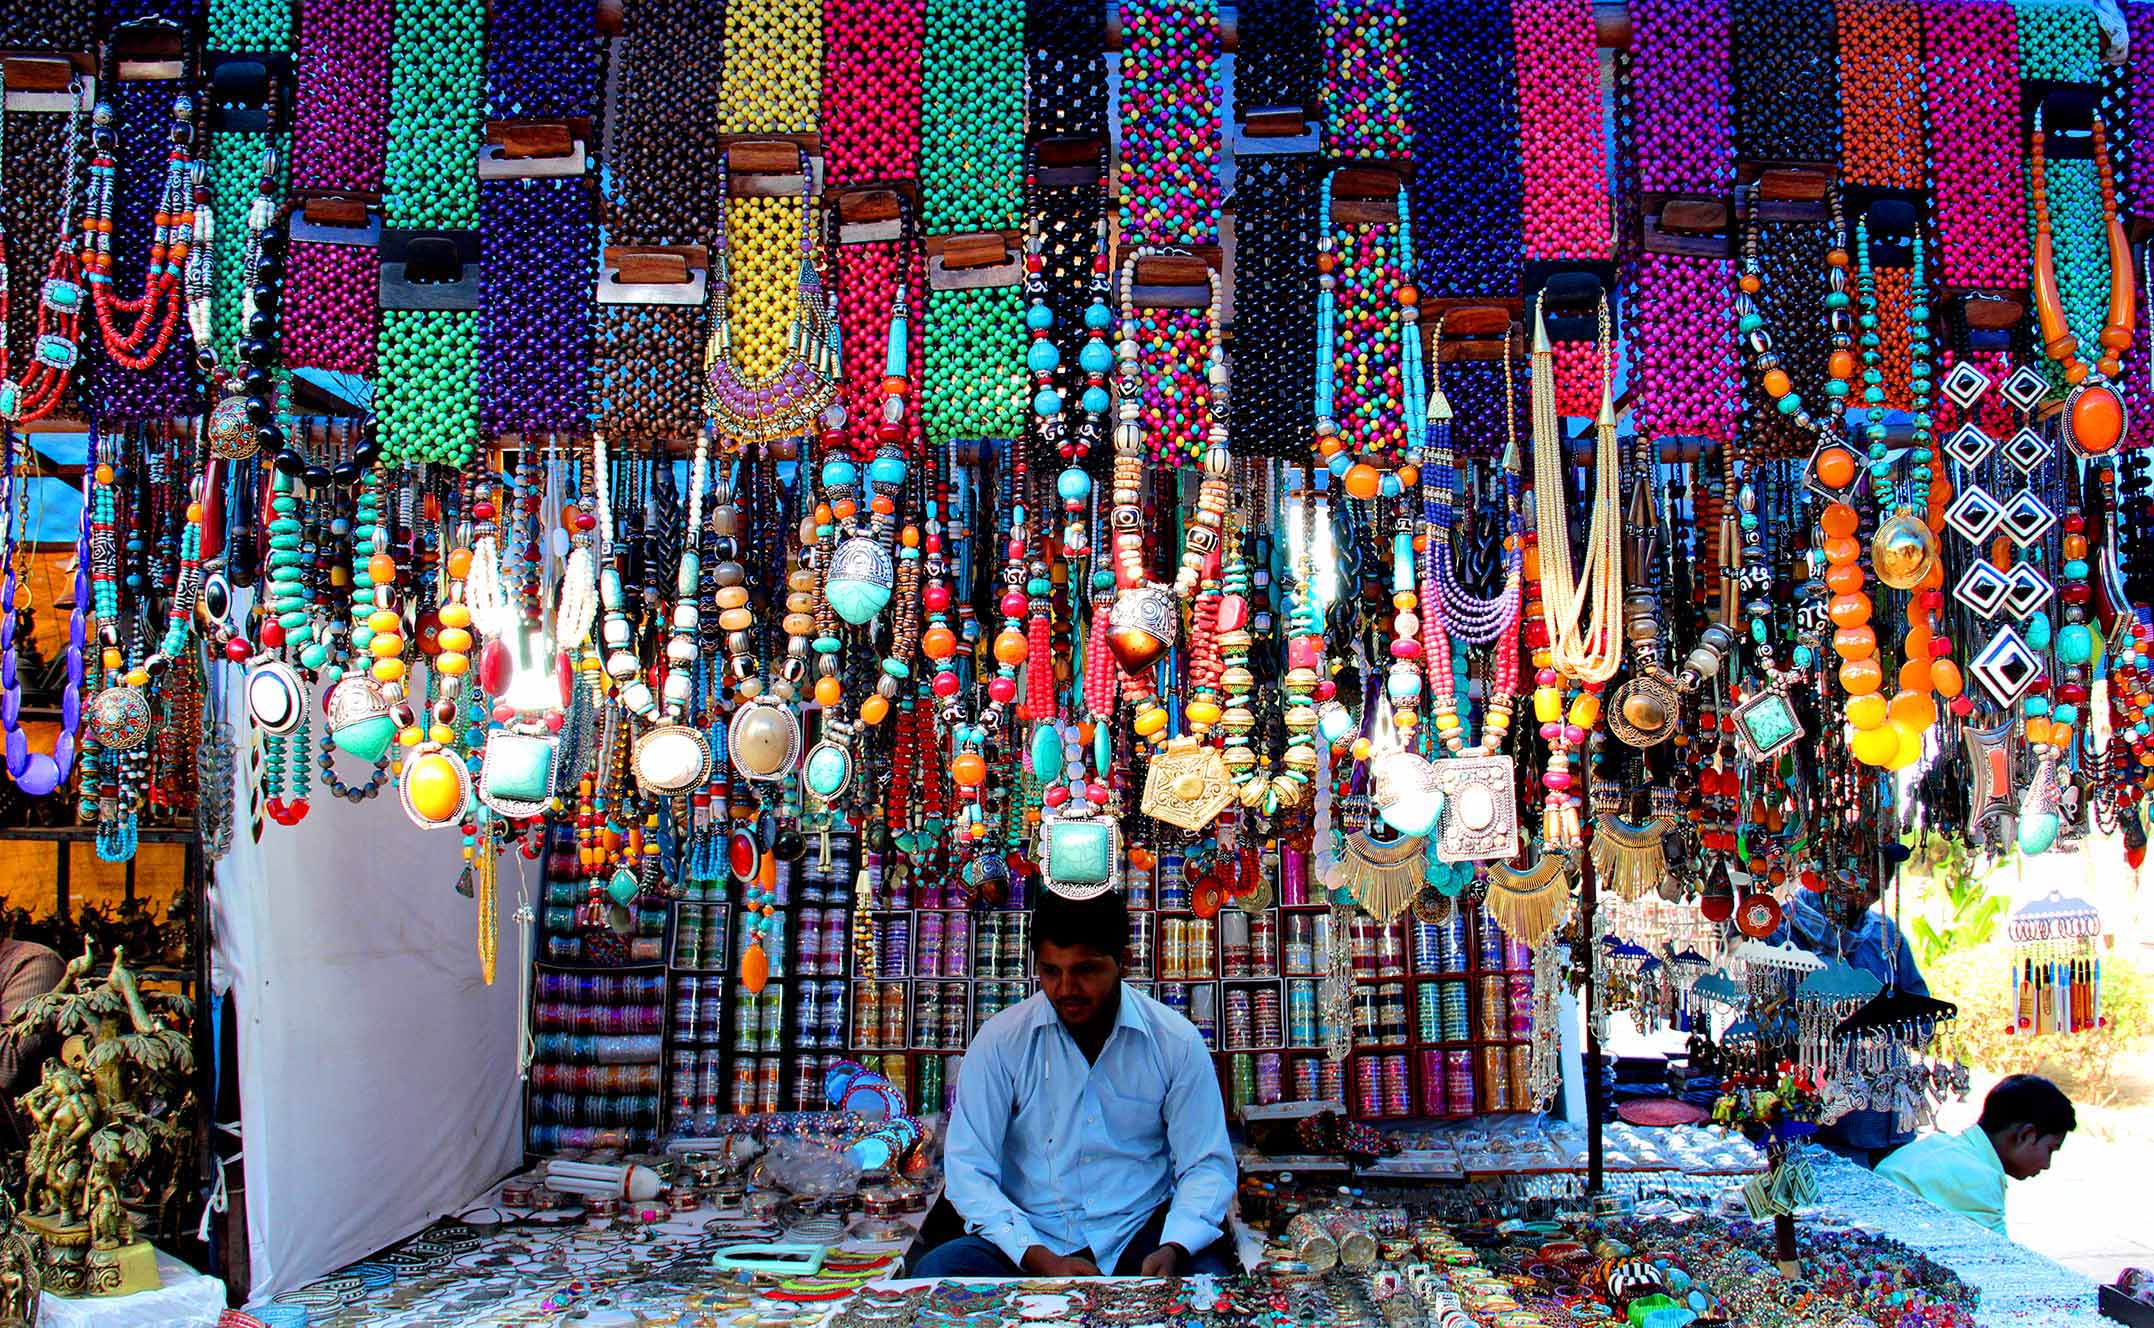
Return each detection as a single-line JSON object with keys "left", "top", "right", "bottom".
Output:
{"left": 921, "top": 0, "right": 1024, "bottom": 233}
{"left": 208, "top": 0, "right": 291, "bottom": 51}
{"left": 922, "top": 284, "right": 1024, "bottom": 442}
{"left": 208, "top": 130, "right": 289, "bottom": 361}
{"left": 386, "top": 0, "right": 484, "bottom": 229}
{"left": 377, "top": 309, "right": 481, "bottom": 468}
{"left": 2014, "top": 0, "right": 2101, "bottom": 82}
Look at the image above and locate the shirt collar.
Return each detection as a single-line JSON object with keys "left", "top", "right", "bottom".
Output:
{"left": 1964, "top": 1124, "right": 2006, "bottom": 1176}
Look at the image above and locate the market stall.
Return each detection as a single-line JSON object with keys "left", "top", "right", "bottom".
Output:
{"left": 0, "top": 0, "right": 2149, "bottom": 1323}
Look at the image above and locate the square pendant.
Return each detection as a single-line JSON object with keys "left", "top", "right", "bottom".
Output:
{"left": 1945, "top": 422, "right": 1999, "bottom": 468}
{"left": 1955, "top": 560, "right": 2012, "bottom": 618}
{"left": 1944, "top": 483, "right": 2005, "bottom": 544}
{"left": 1999, "top": 487, "right": 2057, "bottom": 547}
{"left": 1803, "top": 431, "right": 1862, "bottom": 499}
{"left": 1732, "top": 690, "right": 1805, "bottom": 762}
{"left": 1941, "top": 360, "right": 1993, "bottom": 409}
{"left": 1971, "top": 628, "right": 2043, "bottom": 707}
{"left": 2000, "top": 562, "right": 2055, "bottom": 620}
{"left": 2000, "top": 426, "right": 2052, "bottom": 474}
{"left": 2000, "top": 365, "right": 2053, "bottom": 413}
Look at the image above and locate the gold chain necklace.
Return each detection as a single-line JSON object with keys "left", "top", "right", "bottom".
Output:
{"left": 1529, "top": 295, "right": 1624, "bottom": 683}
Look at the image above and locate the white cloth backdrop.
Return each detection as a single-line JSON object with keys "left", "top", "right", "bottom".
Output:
{"left": 212, "top": 667, "right": 526, "bottom": 1298}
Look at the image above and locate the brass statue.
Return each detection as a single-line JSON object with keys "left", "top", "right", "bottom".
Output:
{"left": 3, "top": 945, "right": 194, "bottom": 1298}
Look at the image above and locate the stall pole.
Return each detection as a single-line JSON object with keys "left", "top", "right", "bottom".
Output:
{"left": 1581, "top": 850, "right": 1603, "bottom": 1198}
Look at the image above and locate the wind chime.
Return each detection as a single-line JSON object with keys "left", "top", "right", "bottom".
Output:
{"left": 2007, "top": 892, "right": 2105, "bottom": 1036}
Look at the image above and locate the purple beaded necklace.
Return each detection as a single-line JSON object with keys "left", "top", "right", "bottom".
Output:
{"left": 0, "top": 443, "right": 89, "bottom": 796}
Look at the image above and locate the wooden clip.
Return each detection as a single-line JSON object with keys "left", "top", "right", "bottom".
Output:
{"left": 379, "top": 229, "right": 481, "bottom": 309}
{"left": 1736, "top": 162, "right": 1837, "bottom": 221}
{"left": 491, "top": 120, "right": 575, "bottom": 160}
{"left": 112, "top": 22, "right": 186, "bottom": 80}
{"left": 3, "top": 55, "right": 77, "bottom": 91}
{"left": 940, "top": 233, "right": 1010, "bottom": 271}
{"left": 1956, "top": 290, "right": 2027, "bottom": 331}
{"left": 727, "top": 137, "right": 811, "bottom": 174}
{"left": 479, "top": 119, "right": 589, "bottom": 178}
{"left": 290, "top": 192, "right": 382, "bottom": 246}
{"left": 926, "top": 232, "right": 1021, "bottom": 290}
{"left": 1, "top": 55, "right": 90, "bottom": 111}
{"left": 599, "top": 245, "right": 709, "bottom": 304}
{"left": 1426, "top": 301, "right": 1524, "bottom": 363}
{"left": 1659, "top": 198, "right": 1727, "bottom": 236}
{"left": 1756, "top": 168, "right": 1832, "bottom": 203}
{"left": 1242, "top": 107, "right": 1309, "bottom": 139}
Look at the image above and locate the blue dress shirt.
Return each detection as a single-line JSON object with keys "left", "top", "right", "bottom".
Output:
{"left": 1768, "top": 891, "right": 1929, "bottom": 1154}
{"left": 943, "top": 983, "right": 1237, "bottom": 1272}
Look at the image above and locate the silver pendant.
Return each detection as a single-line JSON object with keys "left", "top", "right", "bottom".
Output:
{"left": 728, "top": 697, "right": 802, "bottom": 781}
{"left": 1430, "top": 755, "right": 1520, "bottom": 863}
{"left": 634, "top": 722, "right": 714, "bottom": 795}
{"left": 1108, "top": 582, "right": 1176, "bottom": 672}
{"left": 823, "top": 536, "right": 896, "bottom": 626}
{"left": 398, "top": 741, "right": 473, "bottom": 830}
{"left": 1730, "top": 688, "right": 1804, "bottom": 762}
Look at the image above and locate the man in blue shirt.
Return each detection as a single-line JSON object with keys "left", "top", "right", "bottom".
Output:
{"left": 1766, "top": 864, "right": 1928, "bottom": 1167}
{"left": 916, "top": 888, "right": 1238, "bottom": 1278}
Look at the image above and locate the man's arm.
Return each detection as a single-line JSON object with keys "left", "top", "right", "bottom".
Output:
{"left": 0, "top": 948, "right": 64, "bottom": 1094}
{"left": 942, "top": 1027, "right": 1051, "bottom": 1267}
{"left": 1155, "top": 1026, "right": 1237, "bottom": 1259}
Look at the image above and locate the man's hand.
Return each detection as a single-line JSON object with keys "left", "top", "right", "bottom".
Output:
{"left": 1020, "top": 1245, "right": 1102, "bottom": 1278}
{"left": 1138, "top": 1242, "right": 1190, "bottom": 1276}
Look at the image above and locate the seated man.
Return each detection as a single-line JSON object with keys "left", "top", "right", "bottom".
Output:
{"left": 918, "top": 888, "right": 1237, "bottom": 1278}
{"left": 1768, "top": 857, "right": 1927, "bottom": 1167}
{"left": 1876, "top": 1074, "right": 2074, "bottom": 1236}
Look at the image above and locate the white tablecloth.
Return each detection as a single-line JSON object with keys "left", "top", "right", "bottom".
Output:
{"left": 1813, "top": 1152, "right": 2106, "bottom": 1328}
{"left": 38, "top": 1249, "right": 227, "bottom": 1328}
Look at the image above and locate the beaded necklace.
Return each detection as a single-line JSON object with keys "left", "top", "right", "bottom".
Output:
{"left": 1422, "top": 322, "right": 1523, "bottom": 758}
{"left": 81, "top": 79, "right": 199, "bottom": 374}
{"left": 704, "top": 155, "right": 841, "bottom": 448}
{"left": 1318, "top": 0, "right": 1410, "bottom": 160}
{"left": 1314, "top": 173, "right": 1424, "bottom": 499}
{"left": 921, "top": 0, "right": 1023, "bottom": 233}
{"left": 0, "top": 452, "right": 89, "bottom": 795}
{"left": 2031, "top": 110, "right": 2136, "bottom": 459}
{"left": 1024, "top": 161, "right": 1110, "bottom": 558}
{"left": 0, "top": 75, "right": 88, "bottom": 425}
{"left": 1735, "top": 185, "right": 1857, "bottom": 468}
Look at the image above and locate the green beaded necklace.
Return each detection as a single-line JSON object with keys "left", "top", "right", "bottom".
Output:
{"left": 921, "top": 0, "right": 1024, "bottom": 233}
{"left": 2016, "top": 0, "right": 2107, "bottom": 391}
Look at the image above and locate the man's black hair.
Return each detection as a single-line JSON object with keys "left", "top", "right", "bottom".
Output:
{"left": 1977, "top": 1074, "right": 2076, "bottom": 1138}
{"left": 1031, "top": 889, "right": 1129, "bottom": 959}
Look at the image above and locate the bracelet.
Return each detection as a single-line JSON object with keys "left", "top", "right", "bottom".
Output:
{"left": 824, "top": 0, "right": 923, "bottom": 180}
{"left": 1922, "top": 0, "right": 2027, "bottom": 289}
{"left": 923, "top": 0, "right": 1024, "bottom": 231}
{"left": 1319, "top": 0, "right": 1410, "bottom": 160}
{"left": 1231, "top": 155, "right": 1319, "bottom": 459}
{"left": 1513, "top": 0, "right": 1614, "bottom": 261}
{"left": 1838, "top": 0, "right": 1924, "bottom": 190}
{"left": 2017, "top": 0, "right": 2108, "bottom": 392}
{"left": 1731, "top": 0, "right": 1838, "bottom": 163}
{"left": 1407, "top": 0, "right": 1522, "bottom": 298}
{"left": 722, "top": 0, "right": 822, "bottom": 134}
{"left": 1028, "top": 0, "right": 1108, "bottom": 142}
{"left": 1627, "top": 0, "right": 1736, "bottom": 443}
{"left": 1118, "top": 0, "right": 1223, "bottom": 247}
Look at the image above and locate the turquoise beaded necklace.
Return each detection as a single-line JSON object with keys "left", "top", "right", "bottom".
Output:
{"left": 1314, "top": 174, "right": 1426, "bottom": 498}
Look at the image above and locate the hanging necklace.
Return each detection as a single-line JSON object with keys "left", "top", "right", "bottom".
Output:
{"left": 0, "top": 75, "right": 89, "bottom": 424}
{"left": 704, "top": 149, "right": 840, "bottom": 446}
{"left": 1025, "top": 153, "right": 1112, "bottom": 559}
{"left": 81, "top": 80, "right": 200, "bottom": 373}
{"left": 723, "top": 455, "right": 804, "bottom": 783}
{"left": 1734, "top": 183, "right": 1858, "bottom": 470}
{"left": 1313, "top": 170, "right": 1423, "bottom": 499}
{"left": 601, "top": 428, "right": 715, "bottom": 796}
{"left": 1529, "top": 294, "right": 1623, "bottom": 684}
{"left": 0, "top": 452, "right": 89, "bottom": 795}
{"left": 2031, "top": 107, "right": 2134, "bottom": 459}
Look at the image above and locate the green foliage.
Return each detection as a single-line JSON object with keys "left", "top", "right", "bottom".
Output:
{"left": 1904, "top": 836, "right": 2011, "bottom": 969}
{"left": 1930, "top": 944, "right": 2150, "bottom": 1111}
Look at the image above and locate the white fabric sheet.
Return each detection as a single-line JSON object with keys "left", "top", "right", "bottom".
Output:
{"left": 37, "top": 1249, "right": 227, "bottom": 1327}
{"left": 212, "top": 663, "right": 527, "bottom": 1299}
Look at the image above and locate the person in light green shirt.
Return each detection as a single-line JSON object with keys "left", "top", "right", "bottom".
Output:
{"left": 1875, "top": 1074, "right": 2075, "bottom": 1236}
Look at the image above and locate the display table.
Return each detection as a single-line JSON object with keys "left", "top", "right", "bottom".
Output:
{"left": 39, "top": 1249, "right": 227, "bottom": 1328}
{"left": 1810, "top": 1151, "right": 2105, "bottom": 1328}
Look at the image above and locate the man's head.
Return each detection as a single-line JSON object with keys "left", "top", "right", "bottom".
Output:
{"left": 1032, "top": 889, "right": 1129, "bottom": 1032}
{"left": 1978, "top": 1074, "right": 2075, "bottom": 1180}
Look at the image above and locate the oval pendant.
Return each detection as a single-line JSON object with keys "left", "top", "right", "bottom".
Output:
{"left": 1606, "top": 675, "right": 1678, "bottom": 747}
{"left": 207, "top": 391, "right": 260, "bottom": 460}
{"left": 803, "top": 738, "right": 854, "bottom": 800}
{"left": 246, "top": 661, "right": 308, "bottom": 736}
{"left": 728, "top": 697, "right": 801, "bottom": 781}
{"left": 728, "top": 828, "right": 761, "bottom": 883}
{"left": 2064, "top": 380, "right": 2126, "bottom": 458}
{"left": 398, "top": 743, "right": 471, "bottom": 829}
{"left": 633, "top": 722, "right": 713, "bottom": 794}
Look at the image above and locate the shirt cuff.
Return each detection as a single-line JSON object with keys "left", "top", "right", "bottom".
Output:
{"left": 1161, "top": 1211, "right": 1221, "bottom": 1258}
{"left": 983, "top": 1217, "right": 1044, "bottom": 1269}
